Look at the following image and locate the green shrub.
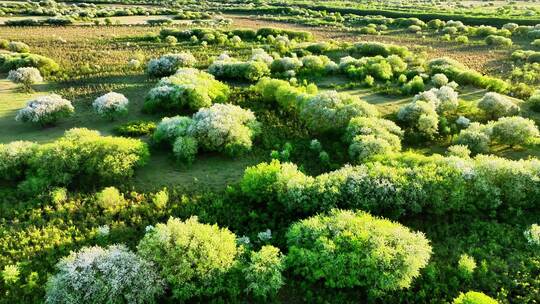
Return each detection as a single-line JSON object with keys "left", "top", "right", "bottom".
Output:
{"left": 527, "top": 91, "right": 540, "bottom": 112}
{"left": 0, "top": 141, "right": 38, "bottom": 181}
{"left": 137, "top": 217, "right": 239, "bottom": 301}
{"left": 452, "top": 291, "right": 498, "bottom": 304}
{"left": 5, "top": 128, "right": 150, "bottom": 191}
{"left": 455, "top": 35, "right": 469, "bottom": 44}
{"left": 144, "top": 68, "right": 230, "bottom": 113}
{"left": 172, "top": 136, "right": 198, "bottom": 164}
{"left": 301, "top": 91, "right": 378, "bottom": 134}
{"left": 114, "top": 120, "right": 156, "bottom": 137}
{"left": 209, "top": 59, "right": 270, "bottom": 82}
{"left": 286, "top": 209, "right": 432, "bottom": 296}
{"left": 243, "top": 245, "right": 285, "bottom": 300}
{"left": 457, "top": 254, "right": 476, "bottom": 279}
{"left": 485, "top": 35, "right": 513, "bottom": 47}
{"left": 352, "top": 41, "right": 409, "bottom": 57}
{"left": 95, "top": 186, "right": 127, "bottom": 213}
{"left": 0, "top": 53, "right": 59, "bottom": 76}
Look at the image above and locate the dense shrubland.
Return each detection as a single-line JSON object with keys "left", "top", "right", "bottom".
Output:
{"left": 1, "top": 7, "right": 540, "bottom": 304}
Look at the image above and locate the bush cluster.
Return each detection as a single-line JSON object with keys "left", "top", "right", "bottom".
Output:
{"left": 0, "top": 52, "right": 59, "bottom": 76}
{"left": 144, "top": 68, "right": 230, "bottom": 113}
{"left": 0, "top": 128, "right": 149, "bottom": 192}
{"left": 15, "top": 94, "right": 74, "bottom": 126}
{"left": 240, "top": 152, "right": 540, "bottom": 218}
{"left": 92, "top": 92, "right": 129, "bottom": 120}
{"left": 208, "top": 50, "right": 271, "bottom": 82}
{"left": 427, "top": 58, "right": 508, "bottom": 93}
{"left": 146, "top": 52, "right": 197, "bottom": 78}
{"left": 286, "top": 209, "right": 432, "bottom": 296}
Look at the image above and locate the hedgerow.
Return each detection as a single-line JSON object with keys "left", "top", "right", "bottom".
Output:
{"left": 0, "top": 53, "right": 59, "bottom": 76}
{"left": 0, "top": 128, "right": 149, "bottom": 192}
{"left": 239, "top": 153, "right": 540, "bottom": 218}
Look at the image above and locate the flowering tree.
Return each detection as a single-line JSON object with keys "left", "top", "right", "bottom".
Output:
{"left": 491, "top": 116, "right": 539, "bottom": 147}
{"left": 188, "top": 103, "right": 260, "bottom": 156}
{"left": 153, "top": 116, "right": 193, "bottom": 145}
{"left": 147, "top": 52, "right": 197, "bottom": 77}
{"left": 7, "top": 67, "right": 43, "bottom": 91}
{"left": 478, "top": 92, "right": 519, "bottom": 120}
{"left": 45, "top": 245, "right": 164, "bottom": 304}
{"left": 92, "top": 92, "right": 129, "bottom": 120}
{"left": 15, "top": 94, "right": 74, "bottom": 127}
{"left": 301, "top": 91, "right": 378, "bottom": 134}
{"left": 144, "top": 68, "right": 230, "bottom": 113}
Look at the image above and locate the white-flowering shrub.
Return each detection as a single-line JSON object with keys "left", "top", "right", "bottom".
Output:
{"left": 300, "top": 55, "right": 334, "bottom": 74}
{"left": 15, "top": 94, "right": 74, "bottom": 126}
{"left": 172, "top": 136, "right": 198, "bottom": 164}
{"left": 345, "top": 116, "right": 403, "bottom": 158}
{"left": 397, "top": 100, "right": 439, "bottom": 138}
{"left": 127, "top": 59, "right": 141, "bottom": 69}
{"left": 455, "top": 122, "right": 492, "bottom": 154}
{"left": 92, "top": 92, "right": 129, "bottom": 120}
{"left": 147, "top": 52, "right": 197, "bottom": 77}
{"left": 144, "top": 68, "right": 230, "bottom": 112}
{"left": 188, "top": 103, "right": 260, "bottom": 156}
{"left": 431, "top": 73, "right": 449, "bottom": 87}
{"left": 45, "top": 245, "right": 164, "bottom": 304}
{"left": 250, "top": 48, "right": 273, "bottom": 65}
{"left": 153, "top": 116, "right": 193, "bottom": 144}
{"left": 230, "top": 35, "right": 242, "bottom": 45}
{"left": 413, "top": 86, "right": 459, "bottom": 114}
{"left": 478, "top": 92, "right": 519, "bottom": 119}
{"left": 7, "top": 67, "right": 43, "bottom": 90}
{"left": 524, "top": 224, "right": 540, "bottom": 246}
{"left": 8, "top": 41, "right": 30, "bottom": 53}
{"left": 349, "top": 134, "right": 394, "bottom": 163}
{"left": 456, "top": 115, "right": 471, "bottom": 128}
{"left": 491, "top": 116, "right": 539, "bottom": 147}
{"left": 301, "top": 91, "right": 378, "bottom": 134}
{"left": 271, "top": 56, "right": 303, "bottom": 73}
